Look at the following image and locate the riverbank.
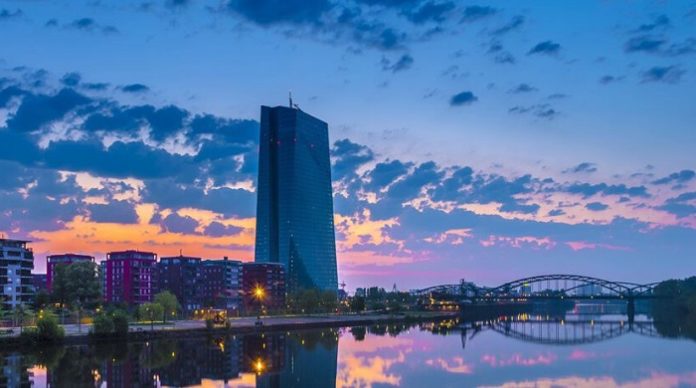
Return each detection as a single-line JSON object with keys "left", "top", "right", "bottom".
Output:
{"left": 0, "top": 311, "right": 458, "bottom": 348}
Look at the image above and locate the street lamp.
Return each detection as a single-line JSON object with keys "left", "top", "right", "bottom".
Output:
{"left": 253, "top": 286, "right": 266, "bottom": 323}
{"left": 253, "top": 358, "right": 265, "bottom": 374}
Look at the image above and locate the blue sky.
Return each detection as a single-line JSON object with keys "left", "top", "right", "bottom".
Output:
{"left": 0, "top": 0, "right": 694, "bottom": 290}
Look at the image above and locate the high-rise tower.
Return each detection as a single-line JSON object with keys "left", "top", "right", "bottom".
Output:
{"left": 254, "top": 105, "right": 338, "bottom": 292}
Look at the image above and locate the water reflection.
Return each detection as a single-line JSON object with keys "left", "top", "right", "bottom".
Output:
{"left": 0, "top": 314, "right": 694, "bottom": 387}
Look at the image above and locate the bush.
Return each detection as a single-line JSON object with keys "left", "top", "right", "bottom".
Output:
{"left": 37, "top": 311, "right": 64, "bottom": 340}
{"left": 112, "top": 310, "right": 129, "bottom": 336}
{"left": 21, "top": 310, "right": 64, "bottom": 344}
{"left": 92, "top": 312, "right": 114, "bottom": 336}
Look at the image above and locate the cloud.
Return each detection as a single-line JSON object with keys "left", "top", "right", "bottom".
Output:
{"left": 564, "top": 162, "right": 597, "bottom": 174}
{"left": 67, "top": 18, "right": 119, "bottom": 34}
{"left": 120, "top": 83, "right": 150, "bottom": 93}
{"left": 429, "top": 166, "right": 473, "bottom": 202}
{"left": 381, "top": 54, "right": 414, "bottom": 73}
{"left": 490, "top": 15, "right": 524, "bottom": 36}
{"left": 60, "top": 72, "right": 82, "bottom": 87}
{"left": 634, "top": 15, "right": 670, "bottom": 33}
{"left": 509, "top": 83, "right": 537, "bottom": 94}
{"left": 405, "top": 1, "right": 455, "bottom": 24}
{"left": 332, "top": 139, "right": 375, "bottom": 180}
{"left": 487, "top": 42, "right": 516, "bottom": 64}
{"left": 508, "top": 104, "right": 558, "bottom": 120}
{"left": 0, "top": 8, "right": 23, "bottom": 20}
{"left": 659, "top": 192, "right": 696, "bottom": 219}
{"left": 653, "top": 170, "right": 696, "bottom": 185}
{"left": 625, "top": 35, "right": 696, "bottom": 57}
{"left": 585, "top": 202, "right": 609, "bottom": 211}
{"left": 88, "top": 200, "right": 139, "bottom": 224}
{"left": 226, "top": 0, "right": 331, "bottom": 26}
{"left": 528, "top": 41, "right": 561, "bottom": 56}
{"left": 461, "top": 5, "right": 497, "bottom": 23}
{"left": 204, "top": 221, "right": 243, "bottom": 237}
{"left": 166, "top": 0, "right": 191, "bottom": 8}
{"left": 625, "top": 35, "right": 666, "bottom": 54}
{"left": 641, "top": 65, "right": 685, "bottom": 83}
{"left": 449, "top": 91, "right": 478, "bottom": 106}
{"left": 160, "top": 212, "right": 200, "bottom": 234}
{"left": 565, "top": 183, "right": 649, "bottom": 198}
{"left": 364, "top": 160, "right": 412, "bottom": 192}
{"left": 84, "top": 104, "right": 189, "bottom": 141}
{"left": 599, "top": 75, "right": 623, "bottom": 85}
{"left": 6, "top": 88, "right": 92, "bottom": 132}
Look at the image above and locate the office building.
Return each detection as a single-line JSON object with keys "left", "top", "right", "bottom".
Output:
{"left": 46, "top": 253, "right": 95, "bottom": 290}
{"left": 242, "top": 262, "right": 285, "bottom": 311}
{"left": 0, "top": 238, "right": 34, "bottom": 308}
{"left": 254, "top": 104, "right": 338, "bottom": 292}
{"left": 104, "top": 250, "right": 156, "bottom": 305}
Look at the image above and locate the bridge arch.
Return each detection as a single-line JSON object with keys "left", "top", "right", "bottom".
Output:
{"left": 413, "top": 274, "right": 658, "bottom": 299}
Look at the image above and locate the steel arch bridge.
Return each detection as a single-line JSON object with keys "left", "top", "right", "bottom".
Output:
{"left": 457, "top": 319, "right": 660, "bottom": 347}
{"left": 413, "top": 274, "right": 660, "bottom": 301}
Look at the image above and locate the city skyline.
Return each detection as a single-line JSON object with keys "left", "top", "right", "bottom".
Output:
{"left": 0, "top": 1, "right": 694, "bottom": 291}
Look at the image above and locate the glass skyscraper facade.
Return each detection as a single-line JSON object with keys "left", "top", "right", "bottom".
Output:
{"left": 254, "top": 105, "right": 338, "bottom": 292}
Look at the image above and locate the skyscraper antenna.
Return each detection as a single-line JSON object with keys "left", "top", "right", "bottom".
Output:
{"left": 289, "top": 91, "right": 293, "bottom": 108}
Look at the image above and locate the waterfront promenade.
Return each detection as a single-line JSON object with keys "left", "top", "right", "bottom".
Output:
{"left": 0, "top": 311, "right": 456, "bottom": 341}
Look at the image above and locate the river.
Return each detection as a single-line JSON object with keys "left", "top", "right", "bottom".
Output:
{"left": 2, "top": 312, "right": 695, "bottom": 387}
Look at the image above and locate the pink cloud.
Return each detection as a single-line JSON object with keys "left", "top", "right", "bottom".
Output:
{"left": 481, "top": 352, "right": 557, "bottom": 367}
{"left": 566, "top": 241, "right": 631, "bottom": 252}
{"left": 480, "top": 235, "right": 556, "bottom": 250}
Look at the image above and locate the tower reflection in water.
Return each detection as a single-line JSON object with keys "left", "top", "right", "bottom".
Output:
{"left": 0, "top": 328, "right": 339, "bottom": 387}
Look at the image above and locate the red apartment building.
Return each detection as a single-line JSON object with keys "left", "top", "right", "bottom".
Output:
{"left": 104, "top": 250, "right": 157, "bottom": 305}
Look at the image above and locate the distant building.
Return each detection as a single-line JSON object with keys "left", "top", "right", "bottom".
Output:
{"left": 46, "top": 253, "right": 95, "bottom": 290}
{"left": 254, "top": 105, "right": 338, "bottom": 293}
{"left": 0, "top": 238, "right": 34, "bottom": 308}
{"left": 31, "top": 274, "right": 47, "bottom": 293}
{"left": 104, "top": 250, "right": 157, "bottom": 305}
{"left": 201, "top": 258, "right": 243, "bottom": 312}
{"left": 157, "top": 255, "right": 203, "bottom": 312}
{"left": 242, "top": 263, "right": 285, "bottom": 311}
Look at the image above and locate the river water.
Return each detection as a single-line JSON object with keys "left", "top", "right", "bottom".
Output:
{"left": 3, "top": 313, "right": 695, "bottom": 387}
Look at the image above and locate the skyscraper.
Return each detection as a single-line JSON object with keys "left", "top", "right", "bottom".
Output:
{"left": 254, "top": 104, "right": 338, "bottom": 292}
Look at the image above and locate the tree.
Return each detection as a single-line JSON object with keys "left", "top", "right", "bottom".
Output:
{"left": 65, "top": 262, "right": 101, "bottom": 308}
{"left": 51, "top": 264, "right": 71, "bottom": 309}
{"left": 287, "top": 290, "right": 338, "bottom": 314}
{"left": 51, "top": 261, "right": 101, "bottom": 325}
{"left": 154, "top": 291, "right": 179, "bottom": 324}
{"left": 35, "top": 310, "right": 64, "bottom": 342}
{"left": 138, "top": 303, "right": 164, "bottom": 330}
{"left": 111, "top": 310, "right": 129, "bottom": 336}
{"left": 33, "top": 290, "right": 51, "bottom": 310}
{"left": 350, "top": 296, "right": 366, "bottom": 313}
{"left": 92, "top": 312, "right": 114, "bottom": 336}
{"left": 12, "top": 305, "right": 33, "bottom": 334}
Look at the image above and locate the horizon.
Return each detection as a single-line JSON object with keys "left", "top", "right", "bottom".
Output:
{"left": 1, "top": 1, "right": 695, "bottom": 292}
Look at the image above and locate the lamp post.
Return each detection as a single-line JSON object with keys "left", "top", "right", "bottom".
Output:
{"left": 253, "top": 286, "right": 265, "bottom": 323}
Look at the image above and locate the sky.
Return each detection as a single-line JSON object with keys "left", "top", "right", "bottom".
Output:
{"left": 0, "top": 0, "right": 694, "bottom": 291}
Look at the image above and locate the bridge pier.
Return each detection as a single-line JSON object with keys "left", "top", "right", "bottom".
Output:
{"left": 627, "top": 297, "right": 635, "bottom": 325}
